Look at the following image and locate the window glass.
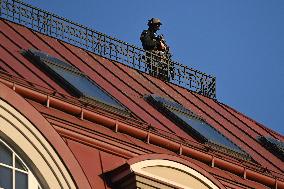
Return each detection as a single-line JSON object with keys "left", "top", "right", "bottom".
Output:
{"left": 31, "top": 50, "right": 73, "bottom": 69}
{"left": 0, "top": 166, "right": 13, "bottom": 189}
{"left": 0, "top": 141, "right": 12, "bottom": 166}
{"left": 26, "top": 49, "right": 126, "bottom": 112}
{"left": 0, "top": 139, "right": 42, "bottom": 189}
{"left": 50, "top": 65, "right": 123, "bottom": 110}
{"left": 265, "top": 137, "right": 284, "bottom": 150}
{"left": 146, "top": 94, "right": 247, "bottom": 156}
{"left": 15, "top": 156, "right": 27, "bottom": 171}
{"left": 258, "top": 136, "right": 284, "bottom": 161}
{"left": 172, "top": 109, "right": 243, "bottom": 153}
{"left": 15, "top": 171, "right": 28, "bottom": 189}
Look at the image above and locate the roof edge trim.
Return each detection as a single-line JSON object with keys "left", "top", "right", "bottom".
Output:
{"left": 0, "top": 78, "right": 283, "bottom": 188}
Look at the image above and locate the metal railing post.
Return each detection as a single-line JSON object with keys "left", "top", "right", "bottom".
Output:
{"left": 0, "top": 0, "right": 2, "bottom": 17}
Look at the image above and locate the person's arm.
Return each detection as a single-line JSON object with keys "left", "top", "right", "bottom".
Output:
{"left": 158, "top": 41, "right": 166, "bottom": 51}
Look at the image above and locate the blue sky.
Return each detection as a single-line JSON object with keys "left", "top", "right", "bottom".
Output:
{"left": 24, "top": 0, "right": 284, "bottom": 135}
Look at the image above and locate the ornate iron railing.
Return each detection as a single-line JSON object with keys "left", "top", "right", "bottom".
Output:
{"left": 0, "top": 0, "right": 216, "bottom": 98}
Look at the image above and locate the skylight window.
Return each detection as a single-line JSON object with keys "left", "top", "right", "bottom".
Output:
{"left": 24, "top": 48, "right": 127, "bottom": 113}
{"left": 146, "top": 94, "right": 249, "bottom": 159}
{"left": 258, "top": 136, "right": 284, "bottom": 161}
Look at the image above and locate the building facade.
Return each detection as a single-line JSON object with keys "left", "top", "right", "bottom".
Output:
{"left": 0, "top": 0, "right": 283, "bottom": 188}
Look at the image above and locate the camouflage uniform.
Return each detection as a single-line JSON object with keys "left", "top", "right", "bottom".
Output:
{"left": 140, "top": 18, "right": 173, "bottom": 82}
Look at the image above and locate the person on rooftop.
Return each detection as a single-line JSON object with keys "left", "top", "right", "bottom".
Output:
{"left": 140, "top": 18, "right": 173, "bottom": 82}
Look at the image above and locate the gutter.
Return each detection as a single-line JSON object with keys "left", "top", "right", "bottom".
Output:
{"left": 0, "top": 78, "right": 283, "bottom": 189}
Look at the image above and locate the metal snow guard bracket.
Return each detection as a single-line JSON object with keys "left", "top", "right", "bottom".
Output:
{"left": 0, "top": 0, "right": 216, "bottom": 99}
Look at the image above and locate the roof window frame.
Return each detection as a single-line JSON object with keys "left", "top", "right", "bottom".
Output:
{"left": 145, "top": 94, "right": 250, "bottom": 160}
{"left": 258, "top": 136, "right": 284, "bottom": 161}
{"left": 23, "top": 48, "right": 130, "bottom": 116}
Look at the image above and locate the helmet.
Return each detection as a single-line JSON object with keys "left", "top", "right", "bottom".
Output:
{"left": 148, "top": 18, "right": 162, "bottom": 26}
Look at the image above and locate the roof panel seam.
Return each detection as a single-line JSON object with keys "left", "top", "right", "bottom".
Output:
{"left": 170, "top": 84, "right": 284, "bottom": 171}
{"left": 0, "top": 32, "right": 65, "bottom": 91}
{"left": 55, "top": 39, "right": 180, "bottom": 134}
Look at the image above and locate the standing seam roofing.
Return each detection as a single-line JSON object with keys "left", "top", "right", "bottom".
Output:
{"left": 1, "top": 18, "right": 284, "bottom": 188}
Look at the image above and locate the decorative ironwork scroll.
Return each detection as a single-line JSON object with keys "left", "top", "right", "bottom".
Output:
{"left": 0, "top": 0, "right": 216, "bottom": 98}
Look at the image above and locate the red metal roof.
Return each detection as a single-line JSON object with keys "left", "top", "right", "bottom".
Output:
{"left": 1, "top": 18, "right": 284, "bottom": 188}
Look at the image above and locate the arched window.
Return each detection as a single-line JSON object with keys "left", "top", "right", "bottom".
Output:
{"left": 0, "top": 138, "right": 42, "bottom": 189}
{"left": 0, "top": 97, "right": 78, "bottom": 189}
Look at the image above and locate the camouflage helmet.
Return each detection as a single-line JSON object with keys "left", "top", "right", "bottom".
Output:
{"left": 148, "top": 18, "right": 162, "bottom": 26}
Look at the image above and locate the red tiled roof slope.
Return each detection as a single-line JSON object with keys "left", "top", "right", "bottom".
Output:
{"left": 1, "top": 18, "right": 283, "bottom": 188}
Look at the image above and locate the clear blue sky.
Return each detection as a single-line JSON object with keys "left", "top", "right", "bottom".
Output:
{"left": 24, "top": 0, "right": 284, "bottom": 135}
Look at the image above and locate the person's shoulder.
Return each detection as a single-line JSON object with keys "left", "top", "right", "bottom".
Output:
{"left": 141, "top": 29, "right": 149, "bottom": 35}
